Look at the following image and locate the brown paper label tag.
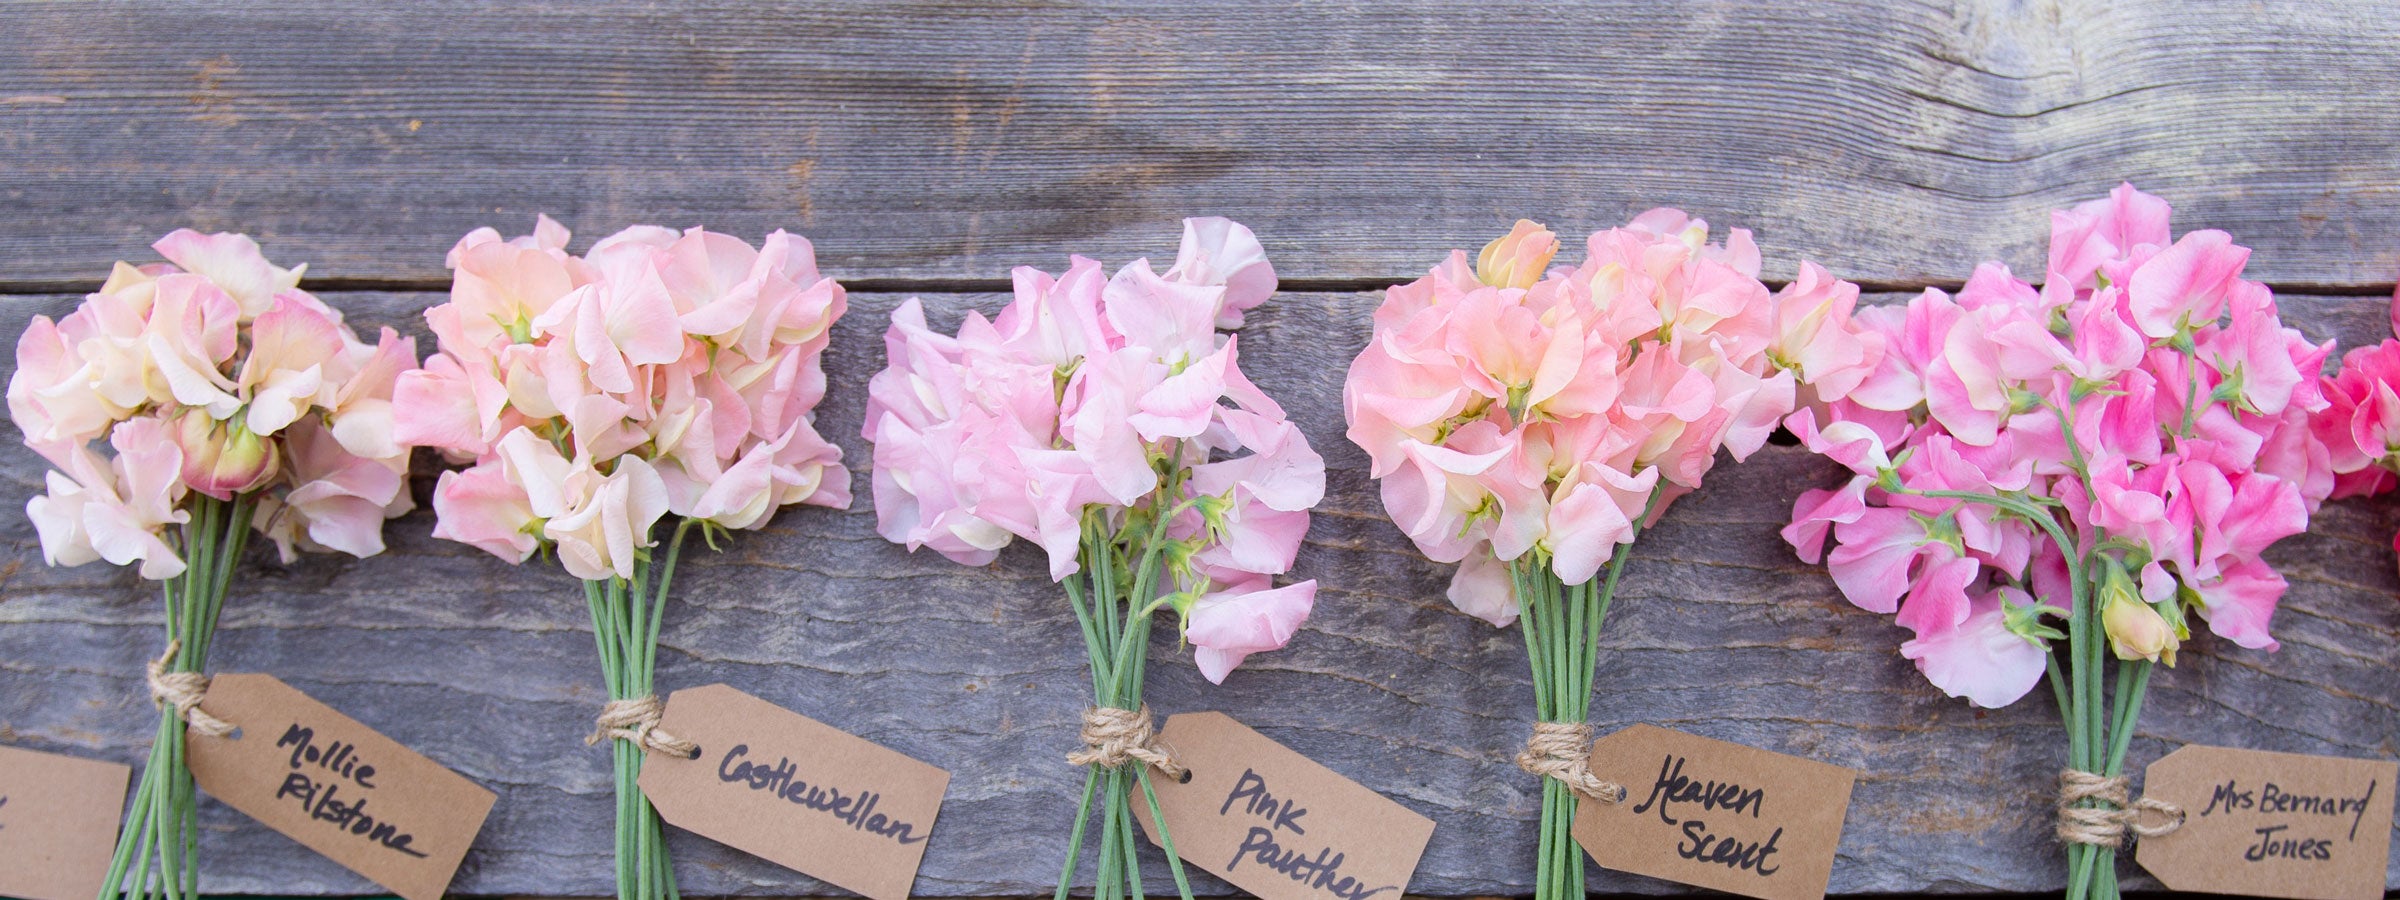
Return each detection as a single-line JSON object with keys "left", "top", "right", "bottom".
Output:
{"left": 183, "top": 673, "right": 495, "bottom": 900}
{"left": 1129, "top": 711, "right": 1434, "bottom": 900}
{"left": 2133, "top": 744, "right": 2397, "bottom": 900}
{"left": 636, "top": 683, "right": 949, "bottom": 900}
{"left": 1570, "top": 724, "right": 1855, "bottom": 900}
{"left": 0, "top": 745, "right": 132, "bottom": 900}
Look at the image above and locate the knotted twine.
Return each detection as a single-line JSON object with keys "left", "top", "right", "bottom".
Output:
{"left": 146, "top": 640, "right": 234, "bottom": 737}
{"left": 2055, "top": 769, "right": 2184, "bottom": 848}
{"left": 587, "top": 695, "right": 698, "bottom": 759}
{"left": 1066, "top": 704, "right": 1187, "bottom": 781}
{"left": 1516, "top": 721, "right": 1626, "bottom": 804}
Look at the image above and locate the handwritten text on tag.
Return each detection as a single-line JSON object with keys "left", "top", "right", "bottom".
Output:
{"left": 0, "top": 745, "right": 132, "bottom": 900}
{"left": 184, "top": 674, "right": 495, "bottom": 900}
{"left": 1571, "top": 724, "right": 1855, "bottom": 900}
{"left": 636, "top": 683, "right": 949, "bottom": 900}
{"left": 1130, "top": 711, "right": 1434, "bottom": 900}
{"left": 2134, "top": 745, "right": 2396, "bottom": 900}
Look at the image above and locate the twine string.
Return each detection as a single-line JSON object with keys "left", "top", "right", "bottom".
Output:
{"left": 2056, "top": 769, "right": 2185, "bottom": 848}
{"left": 1515, "top": 721, "right": 1625, "bottom": 804}
{"left": 588, "top": 695, "right": 698, "bottom": 758}
{"left": 145, "top": 640, "right": 234, "bottom": 737}
{"left": 1066, "top": 704, "right": 1187, "bottom": 780}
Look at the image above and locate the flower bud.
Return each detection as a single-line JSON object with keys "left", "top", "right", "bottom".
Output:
{"left": 2099, "top": 564, "right": 2178, "bottom": 666}
{"left": 1475, "top": 220, "right": 1558, "bottom": 290}
{"left": 173, "top": 408, "right": 278, "bottom": 498}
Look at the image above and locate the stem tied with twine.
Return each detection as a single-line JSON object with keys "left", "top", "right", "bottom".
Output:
{"left": 581, "top": 518, "right": 694, "bottom": 900}
{"left": 1053, "top": 467, "right": 1197, "bottom": 900}
{"left": 100, "top": 492, "right": 255, "bottom": 900}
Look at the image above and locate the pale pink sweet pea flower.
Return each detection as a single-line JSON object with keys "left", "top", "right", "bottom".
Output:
{"left": 27, "top": 418, "right": 192, "bottom": 580}
{"left": 1768, "top": 262, "right": 1885, "bottom": 402}
{"left": 140, "top": 275, "right": 246, "bottom": 419}
{"left": 152, "top": 229, "right": 305, "bottom": 317}
{"left": 1900, "top": 586, "right": 2050, "bottom": 709}
{"left": 254, "top": 419, "right": 409, "bottom": 562}
{"left": 429, "top": 462, "right": 540, "bottom": 564}
{"left": 1185, "top": 578, "right": 1316, "bottom": 684}
{"left": 10, "top": 311, "right": 137, "bottom": 456}
{"left": 235, "top": 296, "right": 346, "bottom": 436}
{"left": 544, "top": 453, "right": 671, "bottom": 583}
{"left": 1166, "top": 217, "right": 1278, "bottom": 329}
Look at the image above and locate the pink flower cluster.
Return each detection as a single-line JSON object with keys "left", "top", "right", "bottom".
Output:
{"left": 395, "top": 217, "right": 851, "bottom": 580}
{"left": 2312, "top": 289, "right": 2400, "bottom": 510}
{"left": 1785, "top": 184, "right": 2331, "bottom": 708}
{"left": 1345, "top": 214, "right": 1882, "bottom": 626}
{"left": 12, "top": 232, "right": 419, "bottom": 576}
{"left": 864, "top": 218, "right": 1326, "bottom": 683}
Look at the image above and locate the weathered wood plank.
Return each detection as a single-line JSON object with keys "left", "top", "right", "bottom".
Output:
{"left": 2, "top": 1, "right": 2398, "bottom": 288}
{"left": 1, "top": 288, "right": 2394, "bottom": 895}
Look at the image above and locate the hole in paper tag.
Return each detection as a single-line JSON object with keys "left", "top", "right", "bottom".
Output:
{"left": 1571, "top": 724, "right": 1856, "bottom": 900}
{"left": 1129, "top": 711, "right": 1434, "bottom": 900}
{"left": 635, "top": 683, "right": 950, "bottom": 900}
{"left": 183, "top": 673, "right": 495, "bottom": 900}
{"left": 2134, "top": 744, "right": 2396, "bottom": 900}
{"left": 0, "top": 745, "right": 132, "bottom": 900}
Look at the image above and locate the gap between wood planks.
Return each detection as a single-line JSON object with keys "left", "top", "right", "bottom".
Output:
{"left": 0, "top": 276, "right": 2393, "bottom": 298}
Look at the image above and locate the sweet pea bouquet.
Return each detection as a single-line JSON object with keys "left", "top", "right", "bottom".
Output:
{"left": 2312, "top": 286, "right": 2400, "bottom": 566}
{"left": 1343, "top": 214, "right": 1878, "bottom": 899}
{"left": 864, "top": 218, "right": 1324, "bottom": 900}
{"left": 1781, "top": 185, "right": 2330, "bottom": 899}
{"left": 395, "top": 217, "right": 850, "bottom": 900}
{"left": 10, "top": 231, "right": 418, "bottom": 898}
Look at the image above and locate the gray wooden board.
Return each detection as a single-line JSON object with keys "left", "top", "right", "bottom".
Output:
{"left": 0, "top": 289, "right": 2393, "bottom": 896}
{"left": 2, "top": 1, "right": 2399, "bottom": 289}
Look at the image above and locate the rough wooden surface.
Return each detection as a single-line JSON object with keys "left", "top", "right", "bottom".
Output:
{"left": 6, "top": 0, "right": 2400, "bottom": 894}
{"left": 2, "top": 1, "right": 2399, "bottom": 289}
{"left": 0, "top": 288, "right": 2394, "bottom": 896}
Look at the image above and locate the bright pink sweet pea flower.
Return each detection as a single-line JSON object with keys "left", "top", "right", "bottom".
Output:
{"left": 1787, "top": 184, "right": 2326, "bottom": 709}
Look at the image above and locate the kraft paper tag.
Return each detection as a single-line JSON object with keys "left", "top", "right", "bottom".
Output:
{"left": 0, "top": 745, "right": 131, "bottom": 900}
{"left": 2134, "top": 745, "right": 2396, "bottom": 900}
{"left": 184, "top": 673, "right": 494, "bottom": 900}
{"left": 1571, "top": 724, "right": 1856, "bottom": 900}
{"left": 636, "top": 683, "right": 949, "bottom": 900}
{"left": 1129, "top": 711, "right": 1434, "bottom": 900}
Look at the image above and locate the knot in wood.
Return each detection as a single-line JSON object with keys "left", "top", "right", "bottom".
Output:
{"left": 1515, "top": 721, "right": 1624, "bottom": 803}
{"left": 145, "top": 639, "right": 233, "bottom": 737}
{"left": 588, "top": 695, "right": 698, "bottom": 758}
{"left": 2055, "top": 769, "right": 2184, "bottom": 848}
{"left": 1065, "top": 704, "right": 1185, "bottom": 779}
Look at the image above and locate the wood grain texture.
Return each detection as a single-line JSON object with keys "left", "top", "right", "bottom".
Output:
{"left": 0, "top": 288, "right": 2393, "bottom": 895}
{"left": 2, "top": 1, "right": 2398, "bottom": 289}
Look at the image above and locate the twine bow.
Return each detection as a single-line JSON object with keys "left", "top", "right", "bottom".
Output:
{"left": 1516, "top": 721, "right": 1625, "bottom": 803}
{"left": 587, "top": 695, "right": 698, "bottom": 758}
{"left": 2056, "top": 769, "right": 2185, "bottom": 848}
{"left": 145, "top": 640, "right": 234, "bottom": 737}
{"left": 1066, "top": 704, "right": 1187, "bottom": 780}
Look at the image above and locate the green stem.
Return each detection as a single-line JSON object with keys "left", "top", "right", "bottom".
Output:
{"left": 1054, "top": 766, "right": 1102, "bottom": 900}
{"left": 99, "top": 494, "right": 256, "bottom": 900}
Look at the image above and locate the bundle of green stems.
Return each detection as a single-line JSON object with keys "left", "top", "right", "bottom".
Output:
{"left": 99, "top": 493, "right": 255, "bottom": 900}
{"left": 581, "top": 518, "right": 696, "bottom": 900}
{"left": 1509, "top": 535, "right": 1634, "bottom": 900}
{"left": 1053, "top": 474, "right": 1198, "bottom": 900}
